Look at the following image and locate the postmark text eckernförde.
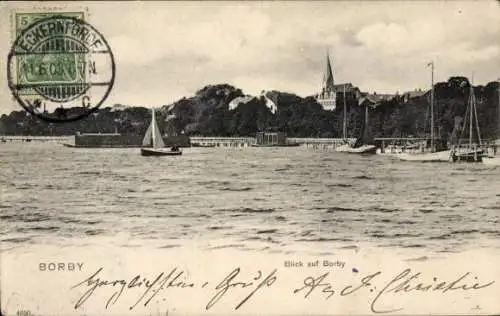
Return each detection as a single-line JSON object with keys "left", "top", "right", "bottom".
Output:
{"left": 7, "top": 12, "right": 115, "bottom": 122}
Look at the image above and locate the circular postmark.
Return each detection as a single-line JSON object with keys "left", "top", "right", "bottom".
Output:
{"left": 7, "top": 15, "right": 115, "bottom": 122}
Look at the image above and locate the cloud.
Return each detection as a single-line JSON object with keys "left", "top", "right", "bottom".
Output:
{"left": 356, "top": 23, "right": 410, "bottom": 53}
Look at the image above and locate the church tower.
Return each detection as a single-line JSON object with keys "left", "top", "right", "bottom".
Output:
{"left": 317, "top": 51, "right": 337, "bottom": 110}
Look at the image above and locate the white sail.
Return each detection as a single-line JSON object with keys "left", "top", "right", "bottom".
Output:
{"left": 153, "top": 114, "right": 165, "bottom": 148}
{"left": 142, "top": 121, "right": 153, "bottom": 146}
{"left": 142, "top": 108, "right": 165, "bottom": 148}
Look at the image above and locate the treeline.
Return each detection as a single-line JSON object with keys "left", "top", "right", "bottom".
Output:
{"left": 1, "top": 78, "right": 499, "bottom": 140}
{"left": 369, "top": 77, "right": 499, "bottom": 141}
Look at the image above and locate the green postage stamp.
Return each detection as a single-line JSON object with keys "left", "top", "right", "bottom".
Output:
{"left": 7, "top": 9, "right": 115, "bottom": 122}
{"left": 14, "top": 12, "right": 87, "bottom": 92}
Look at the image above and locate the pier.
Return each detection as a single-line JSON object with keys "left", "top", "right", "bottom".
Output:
{"left": 2, "top": 136, "right": 499, "bottom": 155}
{"left": 189, "top": 137, "right": 354, "bottom": 149}
{"left": 190, "top": 137, "right": 256, "bottom": 147}
{"left": 0, "top": 135, "right": 73, "bottom": 143}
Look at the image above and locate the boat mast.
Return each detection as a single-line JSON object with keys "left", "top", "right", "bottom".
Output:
{"left": 363, "top": 105, "right": 372, "bottom": 144}
{"left": 343, "top": 84, "right": 347, "bottom": 139}
{"left": 365, "top": 105, "right": 369, "bottom": 126}
{"left": 471, "top": 74, "right": 483, "bottom": 147}
{"left": 429, "top": 61, "right": 435, "bottom": 151}
{"left": 469, "top": 75, "right": 473, "bottom": 148}
{"left": 498, "top": 78, "right": 500, "bottom": 140}
{"left": 151, "top": 108, "right": 156, "bottom": 148}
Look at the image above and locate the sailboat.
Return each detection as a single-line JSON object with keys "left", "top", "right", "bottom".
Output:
{"left": 140, "top": 108, "right": 182, "bottom": 156}
{"left": 382, "top": 61, "right": 451, "bottom": 162}
{"left": 450, "top": 79, "right": 484, "bottom": 162}
{"left": 336, "top": 105, "right": 377, "bottom": 154}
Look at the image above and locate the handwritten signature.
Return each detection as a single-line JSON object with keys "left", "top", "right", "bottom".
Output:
{"left": 71, "top": 267, "right": 277, "bottom": 311}
{"left": 293, "top": 268, "right": 495, "bottom": 313}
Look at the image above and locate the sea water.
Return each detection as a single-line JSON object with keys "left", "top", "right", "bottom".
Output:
{"left": 1, "top": 142, "right": 499, "bottom": 255}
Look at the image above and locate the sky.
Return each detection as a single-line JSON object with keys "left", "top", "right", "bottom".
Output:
{"left": 1, "top": 1, "right": 499, "bottom": 114}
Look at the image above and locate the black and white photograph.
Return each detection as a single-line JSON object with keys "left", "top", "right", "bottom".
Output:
{"left": 1, "top": 1, "right": 499, "bottom": 315}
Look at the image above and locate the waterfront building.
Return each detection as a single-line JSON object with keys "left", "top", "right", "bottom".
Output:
{"left": 255, "top": 132, "right": 286, "bottom": 146}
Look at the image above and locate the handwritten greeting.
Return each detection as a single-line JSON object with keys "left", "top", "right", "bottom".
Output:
{"left": 70, "top": 267, "right": 495, "bottom": 313}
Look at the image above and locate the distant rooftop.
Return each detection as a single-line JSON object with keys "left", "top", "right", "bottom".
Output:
{"left": 358, "top": 92, "right": 398, "bottom": 107}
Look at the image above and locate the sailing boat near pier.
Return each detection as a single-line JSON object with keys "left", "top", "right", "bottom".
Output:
{"left": 450, "top": 79, "right": 484, "bottom": 162}
{"left": 382, "top": 61, "right": 451, "bottom": 162}
{"left": 336, "top": 105, "right": 377, "bottom": 154}
{"left": 140, "top": 108, "right": 182, "bottom": 156}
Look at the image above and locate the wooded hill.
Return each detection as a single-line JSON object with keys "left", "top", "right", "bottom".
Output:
{"left": 1, "top": 77, "right": 499, "bottom": 141}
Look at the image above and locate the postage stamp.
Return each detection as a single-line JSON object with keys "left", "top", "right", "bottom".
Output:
{"left": 7, "top": 10, "right": 115, "bottom": 122}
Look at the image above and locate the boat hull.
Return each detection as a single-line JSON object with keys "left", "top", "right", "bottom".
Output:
{"left": 335, "top": 144, "right": 351, "bottom": 152}
{"left": 336, "top": 144, "right": 377, "bottom": 154}
{"left": 140, "top": 148, "right": 182, "bottom": 156}
{"left": 385, "top": 150, "right": 452, "bottom": 162}
{"left": 451, "top": 150, "right": 484, "bottom": 163}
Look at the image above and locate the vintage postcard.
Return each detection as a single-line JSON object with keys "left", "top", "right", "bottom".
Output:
{"left": 1, "top": 1, "right": 499, "bottom": 315}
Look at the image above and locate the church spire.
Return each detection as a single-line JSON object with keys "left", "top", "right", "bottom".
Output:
{"left": 322, "top": 50, "right": 335, "bottom": 95}
{"left": 317, "top": 49, "right": 337, "bottom": 111}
